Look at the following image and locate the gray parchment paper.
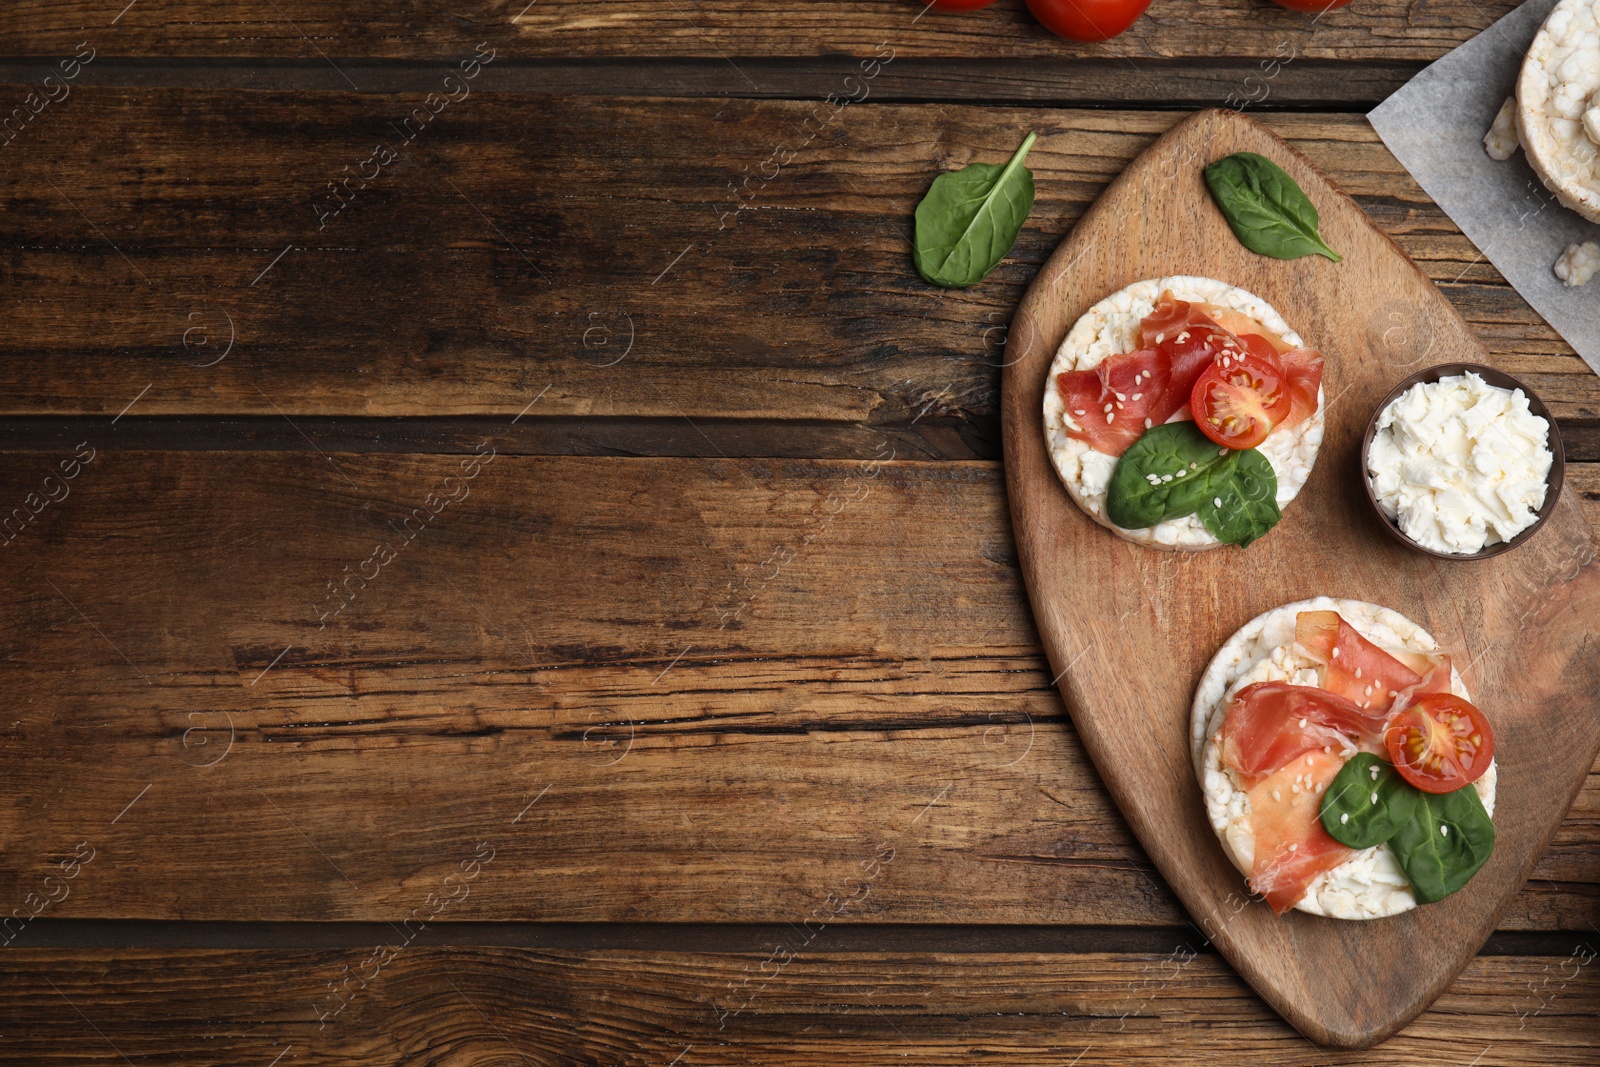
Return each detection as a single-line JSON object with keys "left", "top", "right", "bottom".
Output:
{"left": 1369, "top": 0, "right": 1600, "bottom": 372}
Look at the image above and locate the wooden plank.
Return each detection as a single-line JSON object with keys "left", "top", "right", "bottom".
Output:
{"left": 0, "top": 94, "right": 1591, "bottom": 427}
{"left": 0, "top": 0, "right": 1516, "bottom": 62}
{"left": 0, "top": 453, "right": 1595, "bottom": 927}
{"left": 1, "top": 947, "right": 1596, "bottom": 1065}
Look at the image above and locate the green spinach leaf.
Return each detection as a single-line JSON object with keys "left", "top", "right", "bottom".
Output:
{"left": 1104, "top": 422, "right": 1281, "bottom": 546}
{"left": 1203, "top": 152, "right": 1341, "bottom": 263}
{"left": 1196, "top": 446, "right": 1281, "bottom": 548}
{"left": 1319, "top": 754, "right": 1418, "bottom": 849}
{"left": 1388, "top": 785, "right": 1496, "bottom": 904}
{"left": 913, "top": 131, "right": 1036, "bottom": 288}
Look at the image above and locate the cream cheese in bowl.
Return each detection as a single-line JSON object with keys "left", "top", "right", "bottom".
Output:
{"left": 1366, "top": 371, "right": 1555, "bottom": 556}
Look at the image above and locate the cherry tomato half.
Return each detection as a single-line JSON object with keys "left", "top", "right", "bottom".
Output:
{"left": 921, "top": 0, "right": 998, "bottom": 10}
{"left": 1384, "top": 693, "right": 1496, "bottom": 794}
{"left": 1025, "top": 0, "right": 1152, "bottom": 42}
{"left": 1189, "top": 343, "right": 1291, "bottom": 449}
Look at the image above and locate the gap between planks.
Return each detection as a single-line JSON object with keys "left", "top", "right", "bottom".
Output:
{"left": 12, "top": 920, "right": 1596, "bottom": 957}
{"left": 0, "top": 416, "right": 1592, "bottom": 463}
{"left": 0, "top": 57, "right": 1421, "bottom": 108}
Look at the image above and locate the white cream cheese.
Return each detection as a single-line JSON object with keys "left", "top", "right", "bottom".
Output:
{"left": 1367, "top": 372, "right": 1553, "bottom": 555}
{"left": 1555, "top": 239, "right": 1600, "bottom": 285}
{"left": 1192, "top": 598, "right": 1496, "bottom": 920}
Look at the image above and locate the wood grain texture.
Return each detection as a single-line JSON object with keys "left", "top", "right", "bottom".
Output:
{"left": 1003, "top": 110, "right": 1600, "bottom": 1046}
{"left": 2, "top": 947, "right": 1596, "bottom": 1065}
{"left": 0, "top": 93, "right": 1592, "bottom": 432}
{"left": 0, "top": 0, "right": 1515, "bottom": 62}
{"left": 0, "top": 451, "right": 1596, "bottom": 929}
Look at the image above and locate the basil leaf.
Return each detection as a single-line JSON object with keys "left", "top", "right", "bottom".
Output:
{"left": 1203, "top": 152, "right": 1341, "bottom": 263}
{"left": 913, "top": 132, "right": 1036, "bottom": 289}
{"left": 1320, "top": 754, "right": 1419, "bottom": 849}
{"left": 1388, "top": 785, "right": 1496, "bottom": 904}
{"left": 1104, "top": 422, "right": 1281, "bottom": 546}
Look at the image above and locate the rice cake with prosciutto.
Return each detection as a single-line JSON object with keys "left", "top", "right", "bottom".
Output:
{"left": 1042, "top": 276, "right": 1325, "bottom": 550}
{"left": 1191, "top": 598, "right": 1497, "bottom": 919}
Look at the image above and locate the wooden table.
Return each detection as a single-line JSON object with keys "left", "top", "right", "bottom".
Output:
{"left": 0, "top": 2, "right": 1594, "bottom": 1063}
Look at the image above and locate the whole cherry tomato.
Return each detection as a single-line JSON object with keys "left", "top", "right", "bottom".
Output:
{"left": 1025, "top": 0, "right": 1152, "bottom": 42}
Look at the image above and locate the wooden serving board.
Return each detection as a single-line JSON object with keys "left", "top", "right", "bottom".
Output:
{"left": 1002, "top": 109, "right": 1600, "bottom": 1048}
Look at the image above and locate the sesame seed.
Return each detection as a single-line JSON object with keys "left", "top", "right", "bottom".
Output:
{"left": 1298, "top": 718, "right": 1307, "bottom": 728}
{"left": 1354, "top": 667, "right": 1362, "bottom": 679}
{"left": 1114, "top": 392, "right": 1126, "bottom": 401}
{"left": 1369, "top": 766, "right": 1379, "bottom": 780}
{"left": 1331, "top": 647, "right": 1339, "bottom": 659}
{"left": 1272, "top": 789, "right": 1281, "bottom": 801}
{"left": 1291, "top": 783, "right": 1301, "bottom": 794}
{"left": 1189, "top": 463, "right": 1198, "bottom": 470}
{"left": 1103, "top": 403, "right": 1114, "bottom": 412}
{"left": 1305, "top": 756, "right": 1313, "bottom": 765}
{"left": 1155, "top": 333, "right": 1165, "bottom": 344}
{"left": 1177, "top": 331, "right": 1189, "bottom": 343}
{"left": 1340, "top": 813, "right": 1350, "bottom": 825}
{"left": 1369, "top": 792, "right": 1379, "bottom": 804}
{"left": 1441, "top": 825, "right": 1449, "bottom": 837}
{"left": 1288, "top": 843, "right": 1298, "bottom": 852}
{"left": 1105, "top": 413, "right": 1114, "bottom": 423}
{"left": 1176, "top": 469, "right": 1186, "bottom": 477}
{"left": 1213, "top": 497, "right": 1223, "bottom": 508}
{"left": 1161, "top": 474, "right": 1173, "bottom": 482}
{"left": 1364, "top": 684, "right": 1373, "bottom": 696}
{"left": 1074, "top": 409, "right": 1086, "bottom": 416}
{"left": 1218, "top": 448, "right": 1227, "bottom": 456}
{"left": 1144, "top": 418, "right": 1153, "bottom": 428}
{"left": 1131, "top": 393, "right": 1142, "bottom": 400}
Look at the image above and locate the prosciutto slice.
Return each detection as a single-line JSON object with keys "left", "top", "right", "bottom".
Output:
{"left": 1140, "top": 294, "right": 1250, "bottom": 425}
{"left": 1056, "top": 348, "right": 1170, "bottom": 457}
{"left": 1220, "top": 682, "right": 1388, "bottom": 789}
{"left": 1293, "top": 610, "right": 1449, "bottom": 714}
{"left": 1244, "top": 752, "right": 1353, "bottom": 914}
{"left": 1217, "top": 681, "right": 1391, "bottom": 914}
{"left": 1277, "top": 347, "right": 1325, "bottom": 429}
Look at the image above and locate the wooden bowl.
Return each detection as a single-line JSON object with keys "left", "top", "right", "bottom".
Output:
{"left": 1359, "top": 363, "right": 1565, "bottom": 560}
